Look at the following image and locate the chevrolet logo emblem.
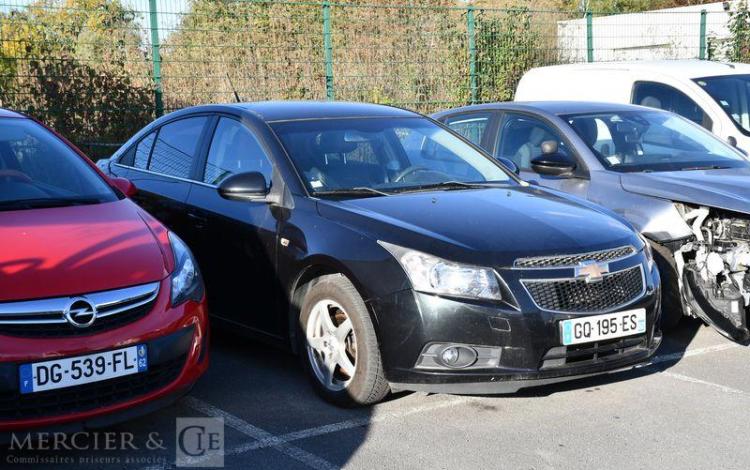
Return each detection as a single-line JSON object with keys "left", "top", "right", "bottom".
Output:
{"left": 575, "top": 261, "right": 609, "bottom": 283}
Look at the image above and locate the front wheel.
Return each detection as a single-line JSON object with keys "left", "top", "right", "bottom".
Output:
{"left": 298, "top": 274, "right": 390, "bottom": 407}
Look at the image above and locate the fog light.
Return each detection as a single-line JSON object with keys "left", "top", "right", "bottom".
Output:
{"left": 437, "top": 346, "right": 477, "bottom": 369}
{"left": 441, "top": 347, "right": 460, "bottom": 365}
{"left": 415, "top": 343, "right": 501, "bottom": 370}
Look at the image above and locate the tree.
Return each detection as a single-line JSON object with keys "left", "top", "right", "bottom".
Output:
{"left": 0, "top": 0, "right": 154, "bottom": 158}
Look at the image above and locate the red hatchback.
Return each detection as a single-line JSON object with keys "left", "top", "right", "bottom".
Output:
{"left": 0, "top": 109, "right": 208, "bottom": 432}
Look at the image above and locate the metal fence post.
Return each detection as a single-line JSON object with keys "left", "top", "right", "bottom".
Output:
{"left": 148, "top": 0, "right": 163, "bottom": 117}
{"left": 699, "top": 9, "right": 707, "bottom": 60}
{"left": 322, "top": 1, "right": 335, "bottom": 101}
{"left": 466, "top": 5, "right": 477, "bottom": 104}
{"left": 586, "top": 11, "right": 594, "bottom": 62}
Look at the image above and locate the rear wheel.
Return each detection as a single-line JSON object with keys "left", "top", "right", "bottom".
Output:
{"left": 299, "top": 274, "right": 389, "bottom": 407}
{"left": 650, "top": 241, "right": 684, "bottom": 331}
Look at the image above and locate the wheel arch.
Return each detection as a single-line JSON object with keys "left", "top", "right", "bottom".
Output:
{"left": 287, "top": 255, "right": 377, "bottom": 354}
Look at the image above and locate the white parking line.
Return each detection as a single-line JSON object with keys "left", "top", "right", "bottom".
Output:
{"left": 646, "top": 342, "right": 739, "bottom": 366}
{"left": 661, "top": 371, "right": 749, "bottom": 396}
{"left": 145, "top": 340, "right": 743, "bottom": 469}
{"left": 183, "top": 396, "right": 340, "bottom": 470}
{"left": 225, "top": 394, "right": 475, "bottom": 455}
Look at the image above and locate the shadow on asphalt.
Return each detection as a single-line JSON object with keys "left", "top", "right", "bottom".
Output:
{"left": 0, "top": 317, "right": 713, "bottom": 469}
{"left": 203, "top": 314, "right": 708, "bottom": 411}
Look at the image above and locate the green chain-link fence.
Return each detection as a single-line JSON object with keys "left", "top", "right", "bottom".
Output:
{"left": 0, "top": 0, "right": 744, "bottom": 159}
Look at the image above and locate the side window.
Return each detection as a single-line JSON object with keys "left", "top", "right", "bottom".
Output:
{"left": 119, "top": 147, "right": 135, "bottom": 167}
{"left": 134, "top": 132, "right": 156, "bottom": 169}
{"left": 203, "top": 117, "right": 273, "bottom": 185}
{"left": 633, "top": 81, "right": 713, "bottom": 130}
{"left": 496, "top": 114, "right": 571, "bottom": 170}
{"left": 149, "top": 117, "right": 208, "bottom": 179}
{"left": 443, "top": 113, "right": 491, "bottom": 146}
{"left": 118, "top": 131, "right": 155, "bottom": 168}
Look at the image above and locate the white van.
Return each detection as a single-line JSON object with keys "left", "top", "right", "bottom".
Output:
{"left": 515, "top": 59, "right": 750, "bottom": 152}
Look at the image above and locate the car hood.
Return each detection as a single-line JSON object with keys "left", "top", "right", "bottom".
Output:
{"left": 620, "top": 167, "right": 750, "bottom": 216}
{"left": 317, "top": 186, "right": 639, "bottom": 267}
{"left": 0, "top": 199, "right": 169, "bottom": 301}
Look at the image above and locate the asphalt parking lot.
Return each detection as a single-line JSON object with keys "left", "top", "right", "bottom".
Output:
{"left": 5, "top": 316, "right": 750, "bottom": 470}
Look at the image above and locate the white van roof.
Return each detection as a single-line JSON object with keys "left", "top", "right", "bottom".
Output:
{"left": 528, "top": 59, "right": 750, "bottom": 79}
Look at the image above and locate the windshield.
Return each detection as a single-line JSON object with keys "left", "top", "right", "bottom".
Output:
{"left": 0, "top": 118, "right": 117, "bottom": 210}
{"left": 695, "top": 74, "right": 750, "bottom": 135}
{"left": 271, "top": 117, "right": 512, "bottom": 195}
{"left": 561, "top": 110, "right": 747, "bottom": 173}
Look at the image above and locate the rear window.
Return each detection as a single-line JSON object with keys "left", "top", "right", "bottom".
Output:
{"left": 0, "top": 118, "right": 117, "bottom": 209}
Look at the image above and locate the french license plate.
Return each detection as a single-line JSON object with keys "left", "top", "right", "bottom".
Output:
{"left": 560, "top": 308, "right": 646, "bottom": 346}
{"left": 19, "top": 345, "right": 148, "bottom": 394}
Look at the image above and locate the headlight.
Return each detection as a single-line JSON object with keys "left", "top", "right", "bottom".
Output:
{"left": 378, "top": 241, "right": 502, "bottom": 301}
{"left": 638, "top": 233, "right": 655, "bottom": 271}
{"left": 169, "top": 232, "right": 203, "bottom": 306}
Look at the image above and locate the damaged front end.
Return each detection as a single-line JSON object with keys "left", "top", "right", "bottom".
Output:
{"left": 674, "top": 203, "right": 750, "bottom": 343}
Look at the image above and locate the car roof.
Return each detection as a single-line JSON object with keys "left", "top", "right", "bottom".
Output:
{"left": 527, "top": 59, "right": 750, "bottom": 79}
{"left": 177, "top": 101, "right": 420, "bottom": 122}
{"left": 0, "top": 108, "right": 25, "bottom": 118}
{"left": 433, "top": 101, "right": 653, "bottom": 119}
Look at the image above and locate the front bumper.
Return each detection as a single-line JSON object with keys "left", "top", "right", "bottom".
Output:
{"left": 0, "top": 278, "right": 209, "bottom": 432}
{"left": 370, "top": 264, "right": 661, "bottom": 394}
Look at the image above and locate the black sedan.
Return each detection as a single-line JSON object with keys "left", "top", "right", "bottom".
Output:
{"left": 102, "top": 101, "right": 661, "bottom": 406}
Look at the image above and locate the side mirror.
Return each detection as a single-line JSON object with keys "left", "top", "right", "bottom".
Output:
{"left": 497, "top": 157, "right": 520, "bottom": 175}
{"left": 727, "top": 136, "right": 748, "bottom": 156}
{"left": 110, "top": 177, "right": 137, "bottom": 198}
{"left": 218, "top": 171, "right": 269, "bottom": 201}
{"left": 531, "top": 141, "right": 577, "bottom": 176}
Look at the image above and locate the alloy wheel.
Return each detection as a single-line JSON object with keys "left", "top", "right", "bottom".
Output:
{"left": 305, "top": 299, "right": 357, "bottom": 391}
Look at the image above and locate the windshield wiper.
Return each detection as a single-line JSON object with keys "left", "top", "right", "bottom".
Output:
{"left": 679, "top": 165, "right": 731, "bottom": 171}
{"left": 394, "top": 181, "right": 504, "bottom": 193}
{"left": 0, "top": 197, "right": 103, "bottom": 211}
{"left": 314, "top": 187, "right": 392, "bottom": 198}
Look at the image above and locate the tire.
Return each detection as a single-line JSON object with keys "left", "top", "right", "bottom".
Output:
{"left": 298, "top": 274, "right": 390, "bottom": 407}
{"left": 650, "top": 241, "right": 684, "bottom": 331}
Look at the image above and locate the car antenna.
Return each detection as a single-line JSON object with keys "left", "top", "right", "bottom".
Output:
{"left": 225, "top": 72, "right": 242, "bottom": 103}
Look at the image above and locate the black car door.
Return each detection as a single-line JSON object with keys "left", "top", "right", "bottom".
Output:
{"left": 186, "top": 116, "right": 281, "bottom": 338}
{"left": 112, "top": 116, "right": 212, "bottom": 236}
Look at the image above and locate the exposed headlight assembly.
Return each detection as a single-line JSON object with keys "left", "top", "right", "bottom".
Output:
{"left": 378, "top": 241, "right": 502, "bottom": 301}
{"left": 169, "top": 232, "right": 204, "bottom": 306}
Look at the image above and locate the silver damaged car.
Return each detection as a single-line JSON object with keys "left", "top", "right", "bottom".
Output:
{"left": 434, "top": 101, "right": 750, "bottom": 343}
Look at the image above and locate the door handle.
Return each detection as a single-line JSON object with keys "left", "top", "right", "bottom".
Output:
{"left": 187, "top": 212, "right": 208, "bottom": 228}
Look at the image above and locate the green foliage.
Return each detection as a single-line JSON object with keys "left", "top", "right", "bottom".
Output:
{"left": 0, "top": 0, "right": 153, "bottom": 158}
{"left": 727, "top": 0, "right": 750, "bottom": 62}
{"left": 16, "top": 57, "right": 154, "bottom": 157}
{"left": 475, "top": 8, "right": 542, "bottom": 102}
{"left": 0, "top": 0, "right": 721, "bottom": 153}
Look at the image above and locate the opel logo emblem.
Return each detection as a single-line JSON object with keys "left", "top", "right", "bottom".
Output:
{"left": 64, "top": 297, "right": 97, "bottom": 328}
{"left": 575, "top": 261, "right": 609, "bottom": 283}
